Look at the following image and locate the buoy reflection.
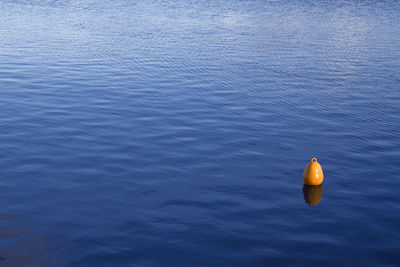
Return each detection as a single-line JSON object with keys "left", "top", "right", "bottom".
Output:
{"left": 303, "top": 184, "right": 323, "bottom": 206}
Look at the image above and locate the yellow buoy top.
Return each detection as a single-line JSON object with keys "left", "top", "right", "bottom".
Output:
{"left": 303, "top": 157, "right": 324, "bottom": 185}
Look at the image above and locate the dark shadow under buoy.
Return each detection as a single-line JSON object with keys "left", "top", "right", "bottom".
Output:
{"left": 303, "top": 184, "right": 323, "bottom": 206}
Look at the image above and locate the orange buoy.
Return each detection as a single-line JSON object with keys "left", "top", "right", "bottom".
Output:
{"left": 303, "top": 157, "right": 324, "bottom": 185}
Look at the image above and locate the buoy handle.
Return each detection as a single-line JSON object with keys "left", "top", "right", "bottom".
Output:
{"left": 311, "top": 157, "right": 317, "bottom": 162}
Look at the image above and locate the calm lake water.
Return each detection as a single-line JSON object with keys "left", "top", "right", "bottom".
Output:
{"left": 0, "top": 0, "right": 400, "bottom": 266}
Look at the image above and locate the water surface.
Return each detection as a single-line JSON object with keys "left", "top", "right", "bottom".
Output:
{"left": 0, "top": 0, "right": 400, "bottom": 266}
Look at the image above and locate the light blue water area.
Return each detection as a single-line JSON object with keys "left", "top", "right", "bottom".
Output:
{"left": 0, "top": 0, "right": 399, "bottom": 266}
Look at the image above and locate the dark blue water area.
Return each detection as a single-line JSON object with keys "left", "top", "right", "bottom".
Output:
{"left": 0, "top": 0, "right": 400, "bottom": 266}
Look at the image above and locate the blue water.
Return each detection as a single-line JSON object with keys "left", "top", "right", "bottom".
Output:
{"left": 0, "top": 0, "right": 400, "bottom": 266}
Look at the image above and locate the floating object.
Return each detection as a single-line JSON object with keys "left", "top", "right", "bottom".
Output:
{"left": 303, "top": 157, "right": 324, "bottom": 185}
{"left": 303, "top": 185, "right": 323, "bottom": 206}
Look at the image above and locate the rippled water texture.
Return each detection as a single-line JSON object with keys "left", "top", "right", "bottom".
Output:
{"left": 0, "top": 0, "right": 399, "bottom": 266}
